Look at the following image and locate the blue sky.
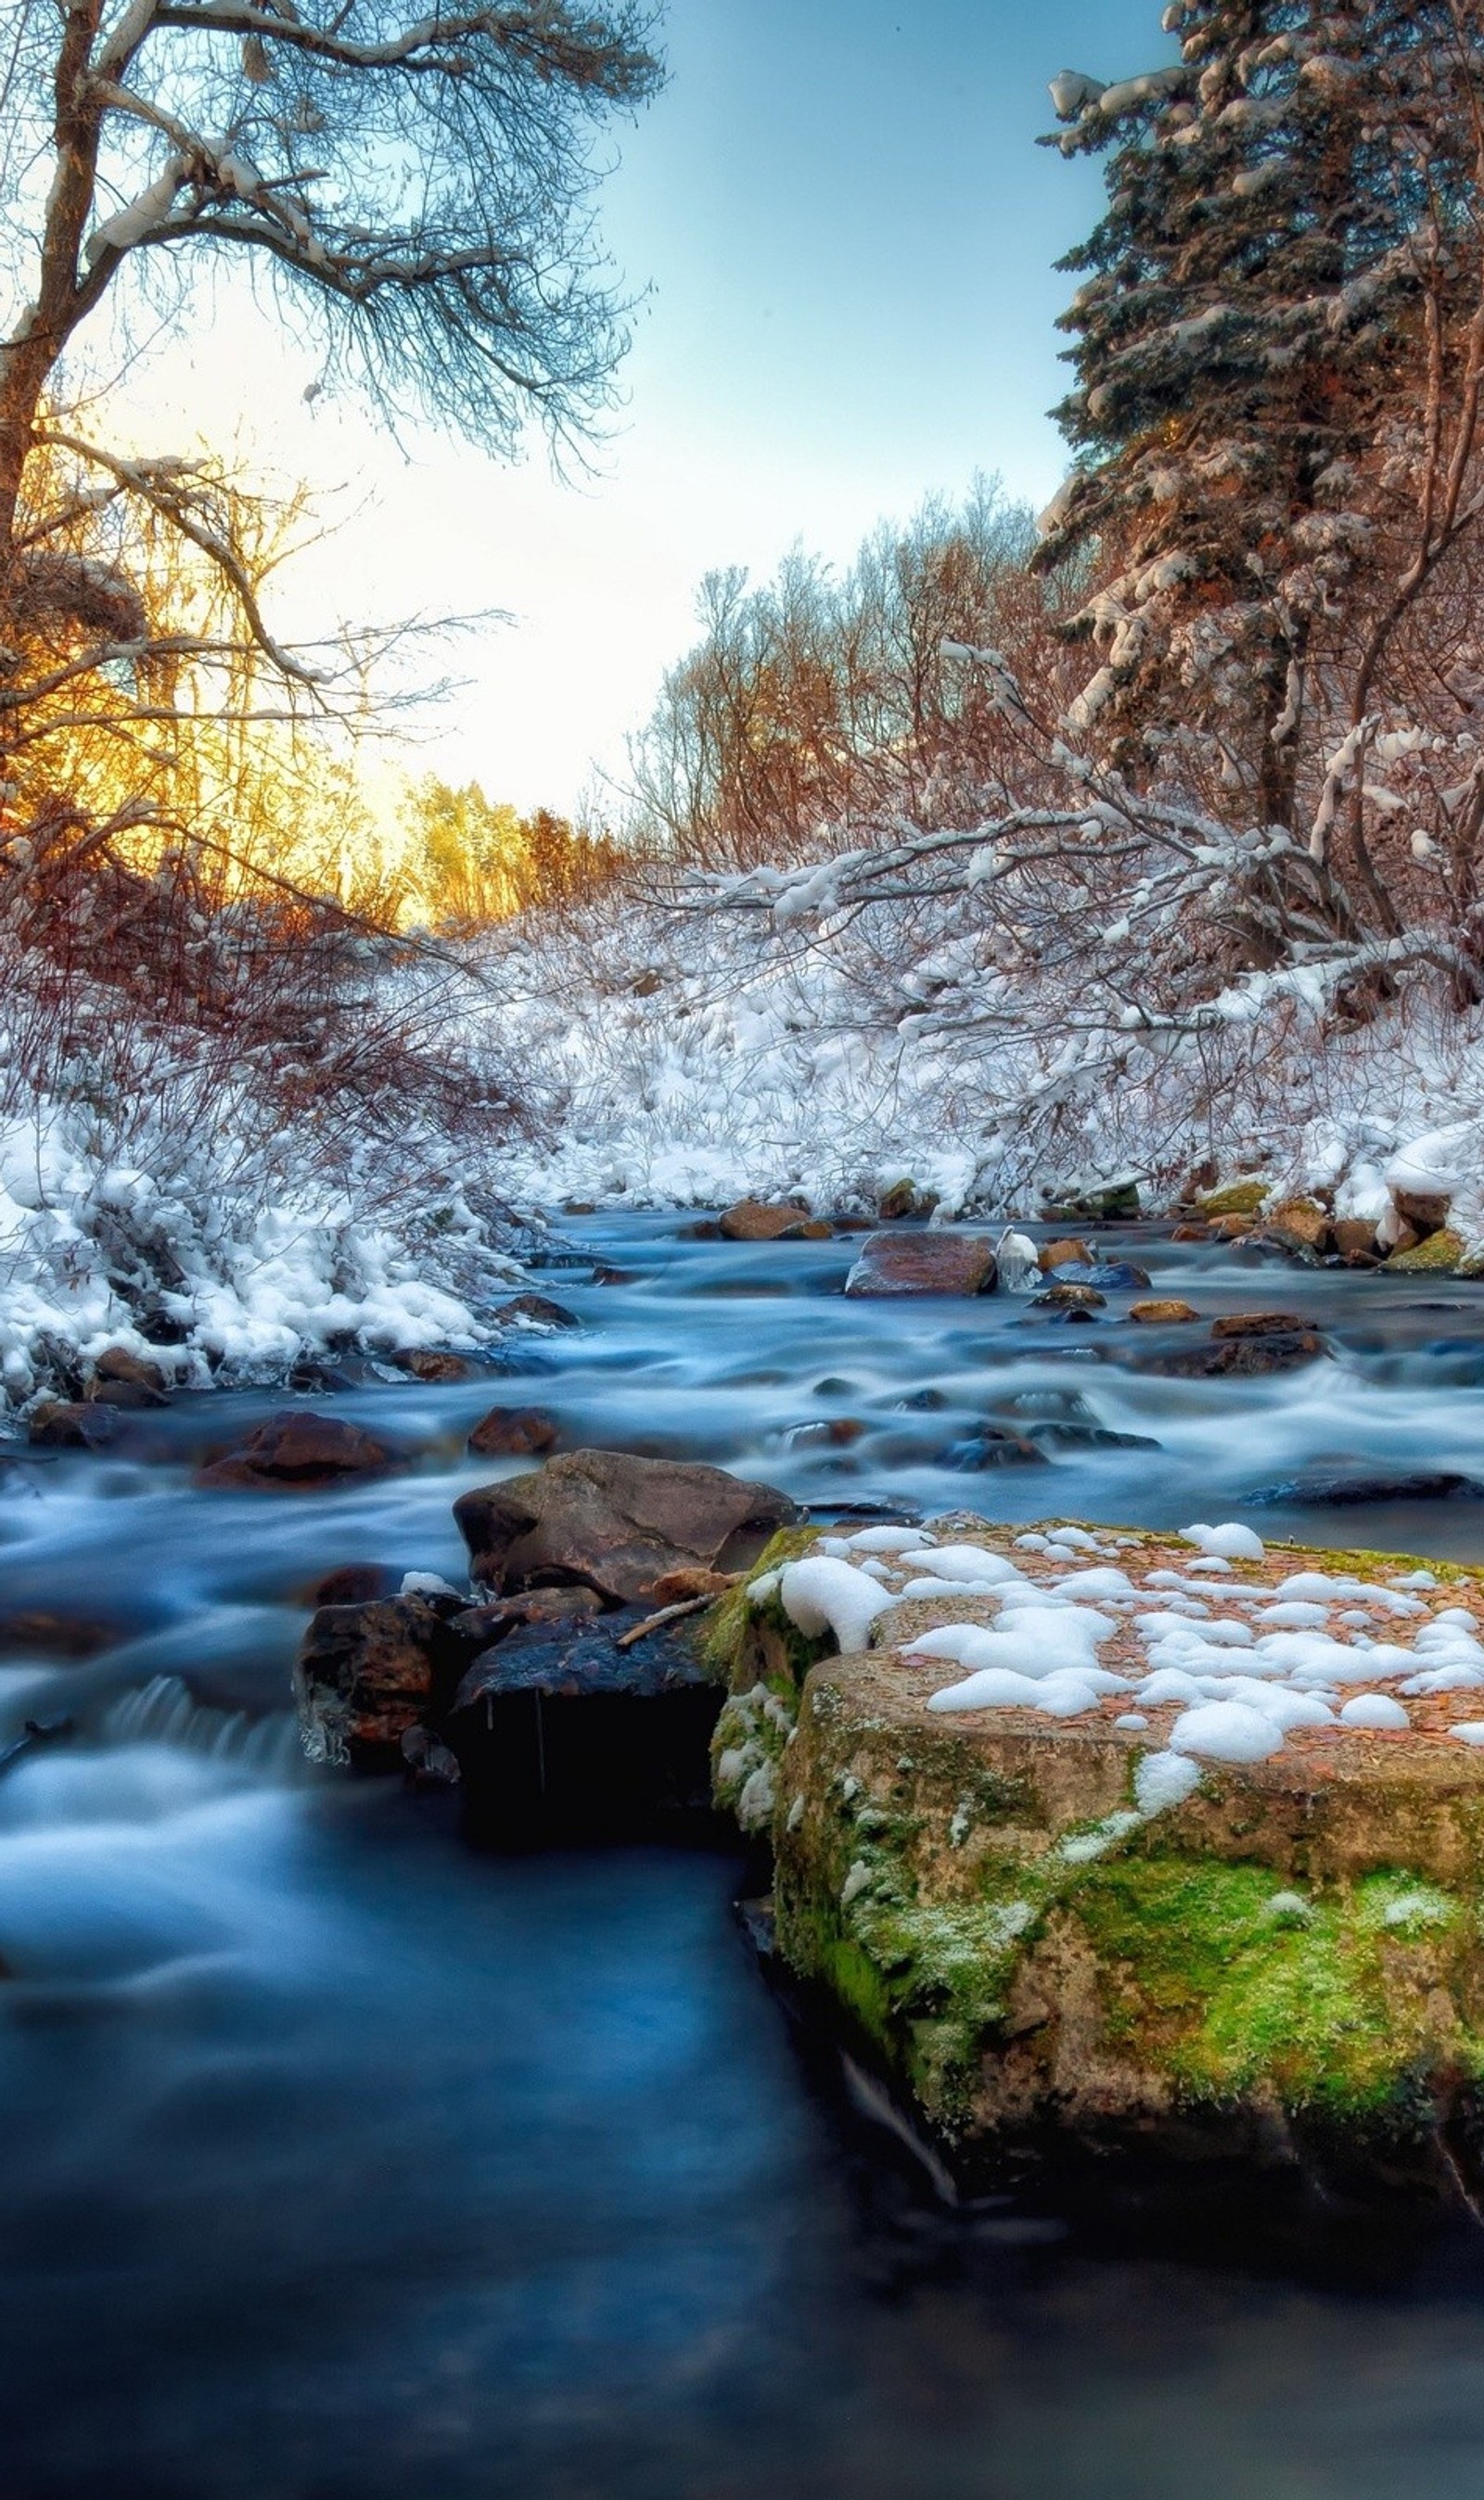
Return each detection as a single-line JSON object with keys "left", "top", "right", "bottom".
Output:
{"left": 119, "top": 0, "right": 1172, "bottom": 814}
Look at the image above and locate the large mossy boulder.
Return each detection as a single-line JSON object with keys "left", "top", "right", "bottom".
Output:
{"left": 706, "top": 1519, "right": 1484, "bottom": 2206}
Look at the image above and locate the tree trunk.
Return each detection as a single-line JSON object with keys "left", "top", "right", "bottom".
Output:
{"left": 0, "top": 0, "right": 104, "bottom": 583}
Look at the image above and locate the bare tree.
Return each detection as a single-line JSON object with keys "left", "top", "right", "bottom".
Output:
{"left": 0, "top": 1, "right": 660, "bottom": 550}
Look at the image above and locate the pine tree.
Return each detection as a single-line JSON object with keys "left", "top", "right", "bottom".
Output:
{"left": 1037, "top": 2, "right": 1479, "bottom": 845}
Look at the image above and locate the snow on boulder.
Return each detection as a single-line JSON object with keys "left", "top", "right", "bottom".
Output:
{"left": 1384, "top": 1123, "right": 1473, "bottom": 1233}
{"left": 778, "top": 1557, "right": 893, "bottom": 1655}
{"left": 1182, "top": 1521, "right": 1265, "bottom": 1561}
{"left": 1169, "top": 1700, "right": 1286, "bottom": 1763}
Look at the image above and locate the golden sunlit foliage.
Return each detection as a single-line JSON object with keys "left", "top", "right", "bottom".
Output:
{"left": 402, "top": 776, "right": 623, "bottom": 929}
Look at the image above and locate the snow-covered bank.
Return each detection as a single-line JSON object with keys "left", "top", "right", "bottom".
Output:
{"left": 470, "top": 892, "right": 1484, "bottom": 1246}
{"left": 0, "top": 1089, "right": 526, "bottom": 1402}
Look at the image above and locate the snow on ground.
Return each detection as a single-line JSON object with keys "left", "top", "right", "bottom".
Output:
{"left": 0, "top": 1081, "right": 521, "bottom": 1404}
{"left": 464, "top": 890, "right": 1484, "bottom": 1240}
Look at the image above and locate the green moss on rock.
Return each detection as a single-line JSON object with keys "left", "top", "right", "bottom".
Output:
{"left": 1386, "top": 1227, "right": 1465, "bottom": 1274}
{"left": 1196, "top": 1177, "right": 1271, "bottom": 1217}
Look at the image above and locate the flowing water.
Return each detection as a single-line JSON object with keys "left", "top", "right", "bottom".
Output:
{"left": 8, "top": 1219, "right": 1484, "bottom": 2496}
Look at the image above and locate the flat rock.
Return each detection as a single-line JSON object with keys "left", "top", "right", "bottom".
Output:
{"left": 845, "top": 1232, "right": 997, "bottom": 1298}
{"left": 198, "top": 1410, "right": 404, "bottom": 1490}
{"left": 1129, "top": 1298, "right": 1199, "bottom": 1324}
{"left": 451, "top": 1611, "right": 712, "bottom": 1708}
{"left": 1212, "top": 1311, "right": 1307, "bottom": 1339}
{"left": 454, "top": 1447, "right": 799, "bottom": 1602}
{"left": 706, "top": 1519, "right": 1484, "bottom": 2207}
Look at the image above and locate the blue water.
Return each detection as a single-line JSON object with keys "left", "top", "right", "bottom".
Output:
{"left": 5, "top": 1217, "right": 1484, "bottom": 2496}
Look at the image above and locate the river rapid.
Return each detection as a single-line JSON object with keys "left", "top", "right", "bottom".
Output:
{"left": 8, "top": 1217, "right": 1484, "bottom": 2497}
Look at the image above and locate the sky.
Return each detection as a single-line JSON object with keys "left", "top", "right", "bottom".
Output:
{"left": 109, "top": 0, "right": 1172, "bottom": 820}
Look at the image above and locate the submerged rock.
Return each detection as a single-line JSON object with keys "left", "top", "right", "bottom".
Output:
{"left": 1132, "top": 1323, "right": 1326, "bottom": 1378}
{"left": 496, "top": 1293, "right": 582, "bottom": 1330}
{"left": 197, "top": 1410, "right": 404, "bottom": 1490}
{"left": 1249, "top": 1468, "right": 1484, "bottom": 1506}
{"left": 389, "top": 1349, "right": 475, "bottom": 1382}
{"left": 845, "top": 1232, "right": 998, "bottom": 1298}
{"left": 454, "top": 1447, "right": 799, "bottom": 1603}
{"left": 27, "top": 1399, "right": 120, "bottom": 1451}
{"left": 467, "top": 1405, "right": 560, "bottom": 1457}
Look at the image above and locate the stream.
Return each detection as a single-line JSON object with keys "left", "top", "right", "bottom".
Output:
{"left": 7, "top": 1217, "right": 1484, "bottom": 2496}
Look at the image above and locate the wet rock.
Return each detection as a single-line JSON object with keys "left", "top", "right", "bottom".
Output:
{"left": 496, "top": 1293, "right": 581, "bottom": 1330}
{"left": 467, "top": 1405, "right": 561, "bottom": 1458}
{"left": 680, "top": 1219, "right": 723, "bottom": 1239}
{"left": 0, "top": 1609, "right": 122, "bottom": 1660}
{"left": 1078, "top": 1260, "right": 1152, "bottom": 1290}
{"left": 1030, "top": 1283, "right": 1107, "bottom": 1312}
{"left": 1196, "top": 1177, "right": 1270, "bottom": 1218}
{"left": 1133, "top": 1328, "right": 1327, "bottom": 1378}
{"left": 454, "top": 1448, "right": 799, "bottom": 1603}
{"left": 92, "top": 1346, "right": 173, "bottom": 1395}
{"left": 1212, "top": 1311, "right": 1308, "bottom": 1339}
{"left": 1393, "top": 1187, "right": 1453, "bottom": 1235}
{"left": 940, "top": 1429, "right": 1048, "bottom": 1469}
{"left": 1266, "top": 1198, "right": 1330, "bottom": 1253}
{"left": 877, "top": 1179, "right": 936, "bottom": 1221}
{"left": 446, "top": 1586, "right": 608, "bottom": 1648}
{"left": 562, "top": 1199, "right": 598, "bottom": 1215}
{"left": 302, "top": 1562, "right": 401, "bottom": 1608}
{"left": 844, "top": 1232, "right": 997, "bottom": 1298}
{"left": 89, "top": 1376, "right": 169, "bottom": 1410}
{"left": 785, "top": 1417, "right": 868, "bottom": 1450}
{"left": 446, "top": 1605, "right": 725, "bottom": 1837}
{"left": 1037, "top": 1237, "right": 1094, "bottom": 1274}
{"left": 1026, "top": 1423, "right": 1161, "bottom": 1453}
{"left": 1332, "top": 1219, "right": 1380, "bottom": 1265}
{"left": 651, "top": 1567, "right": 738, "bottom": 1603}
{"left": 1042, "top": 1175, "right": 1142, "bottom": 1221}
{"left": 1129, "top": 1298, "right": 1199, "bottom": 1324}
{"left": 1249, "top": 1468, "right": 1484, "bottom": 1506}
{"left": 389, "top": 1349, "right": 474, "bottom": 1382}
{"left": 718, "top": 1199, "right": 827, "bottom": 1241}
{"left": 1387, "top": 1228, "right": 1465, "bottom": 1276}
{"left": 27, "top": 1399, "right": 120, "bottom": 1451}
{"left": 1209, "top": 1212, "right": 1257, "bottom": 1240}
{"left": 285, "top": 1353, "right": 372, "bottom": 1394}
{"left": 197, "top": 1410, "right": 404, "bottom": 1491}
{"left": 1171, "top": 1223, "right": 1209, "bottom": 1243}
{"left": 896, "top": 1388, "right": 948, "bottom": 1411}
{"left": 295, "top": 1595, "right": 469, "bottom": 1767}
